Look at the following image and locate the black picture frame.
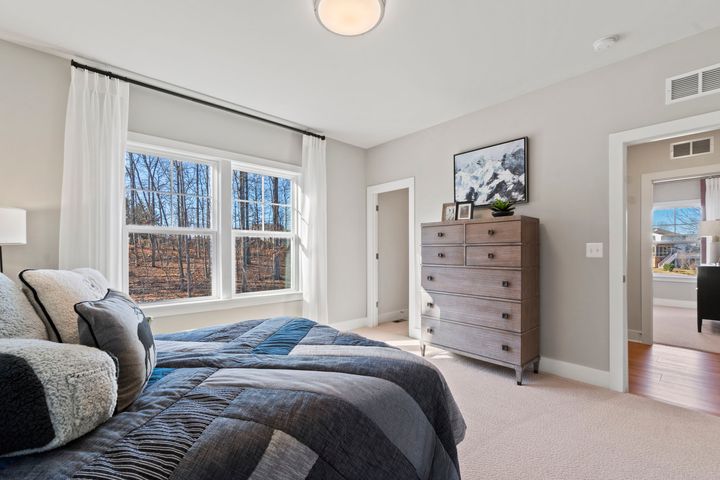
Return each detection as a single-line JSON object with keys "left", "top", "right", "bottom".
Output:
{"left": 453, "top": 136, "right": 529, "bottom": 207}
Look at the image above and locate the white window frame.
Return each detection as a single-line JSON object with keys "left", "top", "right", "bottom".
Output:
{"left": 650, "top": 200, "right": 702, "bottom": 281}
{"left": 123, "top": 133, "right": 302, "bottom": 318}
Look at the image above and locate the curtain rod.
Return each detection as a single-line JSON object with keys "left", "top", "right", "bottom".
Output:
{"left": 70, "top": 60, "right": 326, "bottom": 141}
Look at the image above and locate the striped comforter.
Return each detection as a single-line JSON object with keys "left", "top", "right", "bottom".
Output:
{"left": 1, "top": 317, "right": 466, "bottom": 479}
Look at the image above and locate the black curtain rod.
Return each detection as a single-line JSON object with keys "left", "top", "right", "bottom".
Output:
{"left": 70, "top": 60, "right": 326, "bottom": 141}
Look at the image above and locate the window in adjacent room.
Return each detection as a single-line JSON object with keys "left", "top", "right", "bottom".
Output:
{"left": 651, "top": 205, "right": 702, "bottom": 277}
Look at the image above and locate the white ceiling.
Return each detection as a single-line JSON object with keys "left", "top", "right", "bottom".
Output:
{"left": 1, "top": 0, "right": 720, "bottom": 148}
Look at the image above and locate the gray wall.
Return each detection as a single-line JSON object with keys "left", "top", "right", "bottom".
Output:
{"left": 365, "top": 27, "right": 720, "bottom": 372}
{"left": 377, "top": 188, "right": 409, "bottom": 321}
{"left": 0, "top": 38, "right": 368, "bottom": 331}
{"left": 626, "top": 131, "right": 720, "bottom": 321}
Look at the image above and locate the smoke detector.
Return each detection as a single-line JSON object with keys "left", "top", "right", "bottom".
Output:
{"left": 593, "top": 35, "right": 619, "bottom": 52}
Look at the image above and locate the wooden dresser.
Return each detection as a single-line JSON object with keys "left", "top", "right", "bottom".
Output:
{"left": 420, "top": 216, "right": 540, "bottom": 384}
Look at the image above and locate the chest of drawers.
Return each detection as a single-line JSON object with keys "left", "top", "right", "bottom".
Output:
{"left": 420, "top": 216, "right": 540, "bottom": 384}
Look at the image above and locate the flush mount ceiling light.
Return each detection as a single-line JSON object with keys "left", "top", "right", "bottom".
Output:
{"left": 314, "top": 0, "right": 386, "bottom": 37}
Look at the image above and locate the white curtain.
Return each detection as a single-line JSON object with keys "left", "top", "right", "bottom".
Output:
{"left": 299, "top": 135, "right": 329, "bottom": 323}
{"left": 59, "top": 67, "right": 129, "bottom": 288}
{"left": 706, "top": 178, "right": 720, "bottom": 221}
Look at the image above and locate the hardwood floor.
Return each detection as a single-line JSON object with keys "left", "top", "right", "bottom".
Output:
{"left": 629, "top": 341, "right": 720, "bottom": 416}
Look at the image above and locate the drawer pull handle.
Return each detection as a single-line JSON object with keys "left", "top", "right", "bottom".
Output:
{"left": 501, "top": 344, "right": 510, "bottom": 352}
{"left": 427, "top": 302, "right": 434, "bottom": 308}
{"left": 488, "top": 253, "right": 495, "bottom": 259}
{"left": 502, "top": 281, "right": 510, "bottom": 287}
{"left": 426, "top": 327, "right": 434, "bottom": 334}
{"left": 502, "top": 313, "right": 510, "bottom": 319}
{"left": 437, "top": 232, "right": 445, "bottom": 238}
{"left": 426, "top": 275, "right": 434, "bottom": 281}
{"left": 488, "top": 229, "right": 495, "bottom": 236}
{"left": 437, "top": 252, "right": 445, "bottom": 258}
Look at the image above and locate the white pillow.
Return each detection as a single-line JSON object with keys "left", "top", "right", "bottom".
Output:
{"left": 19, "top": 269, "right": 110, "bottom": 344}
{"left": 0, "top": 339, "right": 117, "bottom": 457}
{"left": 0, "top": 273, "right": 48, "bottom": 340}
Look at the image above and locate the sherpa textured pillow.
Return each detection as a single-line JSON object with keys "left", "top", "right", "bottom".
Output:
{"left": 0, "top": 274, "right": 48, "bottom": 340}
{"left": 0, "top": 339, "right": 117, "bottom": 457}
{"left": 19, "top": 268, "right": 110, "bottom": 343}
{"left": 75, "top": 290, "right": 156, "bottom": 412}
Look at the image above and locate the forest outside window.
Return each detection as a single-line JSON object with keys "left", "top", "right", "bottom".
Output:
{"left": 125, "top": 151, "right": 216, "bottom": 303}
{"left": 232, "top": 170, "right": 295, "bottom": 295}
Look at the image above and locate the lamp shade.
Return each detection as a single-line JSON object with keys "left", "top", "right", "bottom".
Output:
{"left": 0, "top": 208, "right": 27, "bottom": 245}
{"left": 700, "top": 220, "right": 720, "bottom": 239}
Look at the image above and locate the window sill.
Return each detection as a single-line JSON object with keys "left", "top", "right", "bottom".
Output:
{"left": 141, "top": 291, "right": 303, "bottom": 318}
{"left": 652, "top": 274, "right": 697, "bottom": 284}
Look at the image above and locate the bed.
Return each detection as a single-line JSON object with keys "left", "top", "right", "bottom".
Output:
{"left": 0, "top": 317, "right": 466, "bottom": 479}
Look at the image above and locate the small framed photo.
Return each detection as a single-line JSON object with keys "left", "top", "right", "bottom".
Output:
{"left": 441, "top": 202, "right": 457, "bottom": 221}
{"left": 456, "top": 202, "right": 474, "bottom": 220}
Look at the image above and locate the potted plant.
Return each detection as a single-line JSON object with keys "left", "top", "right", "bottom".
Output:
{"left": 489, "top": 198, "right": 516, "bottom": 217}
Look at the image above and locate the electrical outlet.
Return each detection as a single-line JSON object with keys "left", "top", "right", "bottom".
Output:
{"left": 586, "top": 243, "right": 603, "bottom": 258}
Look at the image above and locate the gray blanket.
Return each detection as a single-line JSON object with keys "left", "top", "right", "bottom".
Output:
{"left": 0, "top": 317, "right": 465, "bottom": 479}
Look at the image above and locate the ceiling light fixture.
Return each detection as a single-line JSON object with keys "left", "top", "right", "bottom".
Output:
{"left": 314, "top": 0, "right": 386, "bottom": 37}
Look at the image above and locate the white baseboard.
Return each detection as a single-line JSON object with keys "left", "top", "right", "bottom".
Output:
{"left": 653, "top": 298, "right": 696, "bottom": 309}
{"left": 330, "top": 317, "right": 369, "bottom": 332}
{"left": 540, "top": 356, "right": 610, "bottom": 389}
{"left": 378, "top": 308, "right": 408, "bottom": 324}
{"left": 628, "top": 329, "right": 644, "bottom": 342}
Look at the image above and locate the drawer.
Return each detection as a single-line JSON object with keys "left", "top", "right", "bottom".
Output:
{"left": 422, "top": 246, "right": 464, "bottom": 265}
{"left": 421, "top": 225, "right": 464, "bottom": 245}
{"left": 421, "top": 317, "right": 523, "bottom": 365}
{"left": 422, "top": 266, "right": 523, "bottom": 300}
{"left": 466, "top": 245, "right": 521, "bottom": 267}
{"left": 423, "top": 292, "right": 524, "bottom": 332}
{"left": 466, "top": 221, "right": 521, "bottom": 244}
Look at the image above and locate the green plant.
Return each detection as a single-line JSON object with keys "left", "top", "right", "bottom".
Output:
{"left": 489, "top": 198, "right": 515, "bottom": 212}
{"left": 663, "top": 263, "right": 675, "bottom": 272}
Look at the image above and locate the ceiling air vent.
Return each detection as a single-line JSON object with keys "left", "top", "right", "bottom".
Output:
{"left": 666, "top": 62, "right": 720, "bottom": 104}
{"left": 671, "top": 137, "right": 714, "bottom": 159}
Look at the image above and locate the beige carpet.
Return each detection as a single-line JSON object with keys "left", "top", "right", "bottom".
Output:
{"left": 354, "top": 321, "right": 720, "bottom": 480}
{"left": 653, "top": 305, "right": 720, "bottom": 354}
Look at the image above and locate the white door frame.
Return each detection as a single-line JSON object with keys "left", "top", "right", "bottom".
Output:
{"left": 608, "top": 110, "right": 720, "bottom": 392}
{"left": 639, "top": 165, "right": 719, "bottom": 344}
{"left": 367, "top": 178, "right": 418, "bottom": 337}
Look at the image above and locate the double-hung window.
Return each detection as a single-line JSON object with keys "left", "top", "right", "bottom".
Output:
{"left": 123, "top": 136, "right": 299, "bottom": 309}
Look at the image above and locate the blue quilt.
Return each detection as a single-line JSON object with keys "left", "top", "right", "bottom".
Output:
{"left": 0, "top": 317, "right": 466, "bottom": 479}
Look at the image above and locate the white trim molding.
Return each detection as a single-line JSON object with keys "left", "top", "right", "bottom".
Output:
{"left": 608, "top": 109, "right": 720, "bottom": 393}
{"left": 330, "top": 317, "right": 370, "bottom": 332}
{"left": 378, "top": 309, "right": 409, "bottom": 323}
{"left": 143, "top": 291, "right": 303, "bottom": 318}
{"left": 540, "top": 357, "right": 610, "bottom": 389}
{"left": 367, "top": 178, "right": 417, "bottom": 338}
{"left": 653, "top": 298, "right": 697, "bottom": 309}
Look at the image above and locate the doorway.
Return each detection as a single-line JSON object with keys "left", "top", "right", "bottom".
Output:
{"left": 367, "top": 178, "right": 417, "bottom": 338}
{"left": 623, "top": 128, "right": 720, "bottom": 415}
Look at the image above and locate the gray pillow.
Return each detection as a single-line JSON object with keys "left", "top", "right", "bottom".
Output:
{"left": 20, "top": 268, "right": 110, "bottom": 343}
{"left": 0, "top": 273, "right": 48, "bottom": 340}
{"left": 0, "top": 339, "right": 117, "bottom": 457}
{"left": 75, "top": 290, "right": 157, "bottom": 412}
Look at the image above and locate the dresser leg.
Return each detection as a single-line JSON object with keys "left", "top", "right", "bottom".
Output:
{"left": 421, "top": 343, "right": 426, "bottom": 357}
{"left": 698, "top": 315, "right": 703, "bottom": 333}
{"left": 533, "top": 359, "right": 540, "bottom": 374}
{"left": 515, "top": 367, "right": 523, "bottom": 385}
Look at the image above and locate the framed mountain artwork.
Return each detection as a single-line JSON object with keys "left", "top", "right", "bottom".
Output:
{"left": 454, "top": 137, "right": 528, "bottom": 207}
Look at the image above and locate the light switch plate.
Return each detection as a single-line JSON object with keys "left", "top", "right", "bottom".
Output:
{"left": 586, "top": 243, "right": 604, "bottom": 258}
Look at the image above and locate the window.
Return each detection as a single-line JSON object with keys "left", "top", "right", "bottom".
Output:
{"left": 651, "top": 206, "right": 702, "bottom": 277}
{"left": 123, "top": 139, "right": 299, "bottom": 306}
{"left": 232, "top": 170, "right": 295, "bottom": 294}
{"left": 125, "top": 152, "right": 216, "bottom": 303}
